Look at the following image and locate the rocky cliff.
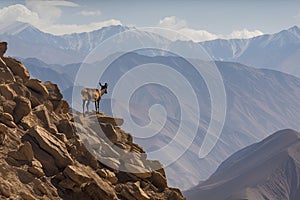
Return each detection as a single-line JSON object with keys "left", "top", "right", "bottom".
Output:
{"left": 0, "top": 41, "right": 185, "bottom": 200}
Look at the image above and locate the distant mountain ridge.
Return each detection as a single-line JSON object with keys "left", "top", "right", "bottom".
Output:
{"left": 29, "top": 51, "right": 300, "bottom": 190}
{"left": 2, "top": 22, "right": 300, "bottom": 78}
{"left": 200, "top": 26, "right": 300, "bottom": 77}
{"left": 184, "top": 129, "right": 300, "bottom": 200}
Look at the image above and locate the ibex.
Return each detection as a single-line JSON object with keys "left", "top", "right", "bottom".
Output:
{"left": 81, "top": 82, "right": 108, "bottom": 115}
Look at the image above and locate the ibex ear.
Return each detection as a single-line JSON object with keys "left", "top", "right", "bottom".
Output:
{"left": 99, "top": 82, "right": 102, "bottom": 87}
{"left": 105, "top": 83, "right": 108, "bottom": 87}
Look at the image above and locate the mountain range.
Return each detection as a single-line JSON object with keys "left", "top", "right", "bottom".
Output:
{"left": 18, "top": 52, "right": 300, "bottom": 190}
{"left": 2, "top": 22, "right": 300, "bottom": 77}
{"left": 184, "top": 129, "right": 300, "bottom": 200}
{"left": 2, "top": 22, "right": 300, "bottom": 190}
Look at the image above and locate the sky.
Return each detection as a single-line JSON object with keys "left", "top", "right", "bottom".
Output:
{"left": 0, "top": 0, "right": 300, "bottom": 42}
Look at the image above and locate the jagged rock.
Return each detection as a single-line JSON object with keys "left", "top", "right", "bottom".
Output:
{"left": 0, "top": 41, "right": 7, "bottom": 57}
{"left": 8, "top": 82, "right": 31, "bottom": 99}
{"left": 56, "top": 119, "right": 76, "bottom": 139}
{"left": 99, "top": 123, "right": 121, "bottom": 143}
{"left": 124, "top": 163, "right": 152, "bottom": 179}
{"left": 0, "top": 112, "right": 16, "bottom": 128}
{"left": 20, "top": 112, "right": 37, "bottom": 130}
{"left": 3, "top": 57, "right": 30, "bottom": 82}
{"left": 13, "top": 96, "right": 31, "bottom": 123}
{"left": 151, "top": 171, "right": 168, "bottom": 191}
{"left": 0, "top": 177, "right": 12, "bottom": 198}
{"left": 98, "top": 116, "right": 124, "bottom": 126}
{"left": 118, "top": 181, "right": 150, "bottom": 200}
{"left": 146, "top": 160, "right": 165, "bottom": 177}
{"left": 59, "top": 178, "right": 77, "bottom": 191}
{"left": 26, "top": 126, "right": 73, "bottom": 168}
{"left": 83, "top": 170, "right": 119, "bottom": 200}
{"left": 28, "top": 160, "right": 44, "bottom": 177}
{"left": 33, "top": 179, "right": 48, "bottom": 195}
{"left": 1, "top": 99, "right": 16, "bottom": 115}
{"left": 54, "top": 99, "right": 70, "bottom": 114}
{"left": 63, "top": 165, "right": 91, "bottom": 185}
{"left": 9, "top": 141, "right": 34, "bottom": 162}
{"left": 26, "top": 79, "right": 49, "bottom": 107}
{"left": 33, "top": 105, "right": 57, "bottom": 134}
{"left": 20, "top": 191, "right": 36, "bottom": 200}
{"left": 0, "top": 57, "right": 15, "bottom": 83}
{"left": 43, "top": 81, "right": 63, "bottom": 101}
{"left": 97, "top": 168, "right": 118, "bottom": 184}
{"left": 68, "top": 139, "right": 99, "bottom": 169}
{"left": 0, "top": 123, "right": 7, "bottom": 145}
{"left": 0, "top": 84, "right": 16, "bottom": 100}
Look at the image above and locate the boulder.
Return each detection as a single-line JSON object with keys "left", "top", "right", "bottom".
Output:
{"left": 97, "top": 168, "right": 118, "bottom": 184}
{"left": 83, "top": 170, "right": 119, "bottom": 200}
{"left": 26, "top": 79, "right": 49, "bottom": 107}
{"left": 9, "top": 141, "right": 34, "bottom": 162}
{"left": 124, "top": 163, "right": 152, "bottom": 179}
{"left": 28, "top": 160, "right": 44, "bottom": 177}
{"left": 56, "top": 119, "right": 76, "bottom": 139}
{"left": 20, "top": 112, "right": 37, "bottom": 130}
{"left": 33, "top": 104, "right": 57, "bottom": 134}
{"left": 0, "top": 112, "right": 16, "bottom": 128}
{"left": 3, "top": 57, "right": 30, "bottom": 82}
{"left": 99, "top": 123, "right": 121, "bottom": 144}
{"left": 26, "top": 126, "right": 73, "bottom": 168}
{"left": 0, "top": 84, "right": 16, "bottom": 100}
{"left": 119, "top": 182, "right": 150, "bottom": 200}
{"left": 0, "top": 57, "right": 15, "bottom": 83}
{"left": 43, "top": 81, "right": 62, "bottom": 101}
{"left": 1, "top": 99, "right": 16, "bottom": 115}
{"left": 151, "top": 171, "right": 167, "bottom": 191}
{"left": 63, "top": 165, "right": 91, "bottom": 185}
{"left": 97, "top": 116, "right": 124, "bottom": 126}
{"left": 0, "top": 123, "right": 7, "bottom": 145}
{"left": 0, "top": 41, "right": 7, "bottom": 57}
{"left": 13, "top": 96, "right": 31, "bottom": 123}
{"left": 0, "top": 177, "right": 12, "bottom": 198}
{"left": 54, "top": 99, "right": 70, "bottom": 114}
{"left": 8, "top": 82, "right": 31, "bottom": 99}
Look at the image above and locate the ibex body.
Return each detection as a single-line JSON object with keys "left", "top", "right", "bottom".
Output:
{"left": 81, "top": 82, "right": 107, "bottom": 115}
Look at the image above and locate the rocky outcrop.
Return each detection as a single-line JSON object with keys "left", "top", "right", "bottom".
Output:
{"left": 0, "top": 41, "right": 185, "bottom": 200}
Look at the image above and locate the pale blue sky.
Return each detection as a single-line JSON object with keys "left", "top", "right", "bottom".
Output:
{"left": 0, "top": 0, "right": 300, "bottom": 41}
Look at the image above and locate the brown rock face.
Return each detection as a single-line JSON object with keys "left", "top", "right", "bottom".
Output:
{"left": 0, "top": 42, "right": 185, "bottom": 200}
{"left": 2, "top": 57, "right": 30, "bottom": 82}
{"left": 13, "top": 96, "right": 31, "bottom": 123}
{"left": 0, "top": 41, "right": 7, "bottom": 57}
{"left": 26, "top": 126, "right": 73, "bottom": 168}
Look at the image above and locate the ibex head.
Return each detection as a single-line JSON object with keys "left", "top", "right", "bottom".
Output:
{"left": 99, "top": 82, "right": 108, "bottom": 94}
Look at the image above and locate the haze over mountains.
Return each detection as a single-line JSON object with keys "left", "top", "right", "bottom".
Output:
{"left": 184, "top": 129, "right": 300, "bottom": 200}
{"left": 3, "top": 22, "right": 300, "bottom": 190}
{"left": 2, "top": 22, "right": 300, "bottom": 77}
{"left": 20, "top": 52, "right": 300, "bottom": 190}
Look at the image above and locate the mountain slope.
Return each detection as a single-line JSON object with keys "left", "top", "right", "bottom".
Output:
{"left": 54, "top": 52, "right": 300, "bottom": 190}
{"left": 3, "top": 22, "right": 300, "bottom": 78}
{"left": 1, "top": 22, "right": 129, "bottom": 65}
{"left": 184, "top": 129, "right": 300, "bottom": 200}
{"left": 17, "top": 52, "right": 300, "bottom": 190}
{"left": 201, "top": 26, "right": 300, "bottom": 77}
{"left": 0, "top": 42, "right": 185, "bottom": 199}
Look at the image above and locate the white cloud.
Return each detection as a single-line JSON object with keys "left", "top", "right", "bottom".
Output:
{"left": 158, "top": 16, "right": 264, "bottom": 42}
{"left": 78, "top": 10, "right": 101, "bottom": 16}
{"left": 0, "top": 4, "right": 122, "bottom": 35}
{"left": 158, "top": 16, "right": 187, "bottom": 30}
{"left": 25, "top": 0, "right": 79, "bottom": 22}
